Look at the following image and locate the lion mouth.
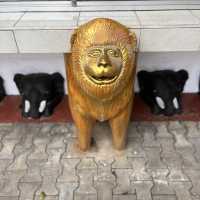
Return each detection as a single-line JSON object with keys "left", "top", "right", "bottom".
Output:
{"left": 89, "top": 75, "right": 118, "bottom": 84}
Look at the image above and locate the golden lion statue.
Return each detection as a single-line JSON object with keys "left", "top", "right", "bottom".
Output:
{"left": 65, "top": 18, "right": 137, "bottom": 151}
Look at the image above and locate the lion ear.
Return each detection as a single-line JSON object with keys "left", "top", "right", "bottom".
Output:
{"left": 70, "top": 29, "right": 78, "bottom": 47}
{"left": 129, "top": 32, "right": 137, "bottom": 49}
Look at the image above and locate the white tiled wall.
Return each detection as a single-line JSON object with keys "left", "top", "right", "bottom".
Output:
{"left": 1, "top": 10, "right": 200, "bottom": 53}
{"left": 15, "top": 12, "right": 79, "bottom": 29}
{"left": 0, "top": 31, "right": 18, "bottom": 53}
{"left": 140, "top": 28, "right": 200, "bottom": 52}
{"left": 14, "top": 30, "right": 73, "bottom": 53}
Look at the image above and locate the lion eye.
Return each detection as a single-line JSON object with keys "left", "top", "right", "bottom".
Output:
{"left": 88, "top": 49, "right": 101, "bottom": 58}
{"left": 107, "top": 49, "right": 120, "bottom": 57}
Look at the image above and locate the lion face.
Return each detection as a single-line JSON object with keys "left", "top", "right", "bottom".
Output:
{"left": 70, "top": 18, "right": 137, "bottom": 100}
{"left": 84, "top": 45, "right": 123, "bottom": 85}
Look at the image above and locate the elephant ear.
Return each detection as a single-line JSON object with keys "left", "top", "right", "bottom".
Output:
{"left": 51, "top": 72, "right": 65, "bottom": 96}
{"left": 137, "top": 70, "right": 153, "bottom": 91}
{"left": 176, "top": 70, "right": 189, "bottom": 92}
{"left": 0, "top": 76, "right": 6, "bottom": 99}
{"left": 14, "top": 73, "right": 25, "bottom": 94}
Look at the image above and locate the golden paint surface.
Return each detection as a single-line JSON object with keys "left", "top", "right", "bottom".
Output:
{"left": 65, "top": 18, "right": 137, "bottom": 151}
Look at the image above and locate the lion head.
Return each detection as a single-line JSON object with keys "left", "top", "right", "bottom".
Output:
{"left": 71, "top": 18, "right": 137, "bottom": 101}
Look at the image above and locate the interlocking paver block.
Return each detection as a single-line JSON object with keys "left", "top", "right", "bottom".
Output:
{"left": 130, "top": 180, "right": 153, "bottom": 200}
{"left": 153, "top": 195, "right": 177, "bottom": 200}
{"left": 7, "top": 149, "right": 31, "bottom": 171}
{"left": 127, "top": 122, "right": 141, "bottom": 138}
{"left": 57, "top": 182, "right": 78, "bottom": 200}
{"left": 184, "top": 122, "right": 200, "bottom": 138}
{"left": 77, "top": 158, "right": 97, "bottom": 170}
{"left": 164, "top": 156, "right": 189, "bottom": 182}
{"left": 151, "top": 169, "right": 175, "bottom": 195}
{"left": 75, "top": 169, "right": 97, "bottom": 200}
{"left": 128, "top": 157, "right": 151, "bottom": 181}
{"left": 177, "top": 148, "right": 200, "bottom": 169}
{"left": 113, "top": 169, "right": 132, "bottom": 194}
{"left": 169, "top": 181, "right": 193, "bottom": 200}
{"left": 189, "top": 138, "right": 200, "bottom": 162}
{"left": 36, "top": 168, "right": 59, "bottom": 196}
{"left": 184, "top": 169, "right": 200, "bottom": 197}
{"left": 145, "top": 147, "right": 167, "bottom": 169}
{"left": 168, "top": 122, "right": 192, "bottom": 149}
{"left": 0, "top": 170, "right": 25, "bottom": 197}
{"left": 18, "top": 182, "right": 40, "bottom": 200}
{"left": 28, "top": 137, "right": 49, "bottom": 161}
{"left": 94, "top": 160, "right": 116, "bottom": 200}
{"left": 113, "top": 194, "right": 137, "bottom": 200}
{"left": 20, "top": 165, "right": 42, "bottom": 183}
{"left": 58, "top": 158, "right": 80, "bottom": 183}
{"left": 0, "top": 139, "right": 19, "bottom": 160}
{"left": 153, "top": 122, "right": 173, "bottom": 138}
{"left": 158, "top": 138, "right": 177, "bottom": 158}
{"left": 129, "top": 137, "right": 146, "bottom": 158}
{"left": 138, "top": 122, "right": 159, "bottom": 147}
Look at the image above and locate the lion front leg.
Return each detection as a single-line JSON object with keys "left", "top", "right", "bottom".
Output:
{"left": 109, "top": 100, "right": 133, "bottom": 150}
{"left": 71, "top": 109, "right": 95, "bottom": 151}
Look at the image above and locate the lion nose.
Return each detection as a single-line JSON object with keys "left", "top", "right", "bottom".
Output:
{"left": 98, "top": 54, "right": 111, "bottom": 68}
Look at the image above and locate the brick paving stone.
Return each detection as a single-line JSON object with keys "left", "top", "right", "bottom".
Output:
{"left": 58, "top": 158, "right": 80, "bottom": 183}
{"left": 75, "top": 169, "right": 97, "bottom": 200}
{"left": 184, "top": 169, "right": 200, "bottom": 197}
{"left": 4, "top": 124, "right": 26, "bottom": 140}
{"left": 20, "top": 165, "right": 42, "bottom": 183}
{"left": 0, "top": 139, "right": 19, "bottom": 160}
{"left": 130, "top": 180, "right": 153, "bottom": 200}
{"left": 153, "top": 195, "right": 177, "bottom": 200}
{"left": 127, "top": 122, "right": 141, "bottom": 138}
{"left": 113, "top": 194, "right": 137, "bottom": 200}
{"left": 77, "top": 158, "right": 97, "bottom": 170}
{"left": 129, "top": 137, "right": 146, "bottom": 158}
{"left": 169, "top": 181, "right": 193, "bottom": 200}
{"left": 189, "top": 138, "right": 200, "bottom": 162}
{"left": 128, "top": 157, "right": 152, "bottom": 181}
{"left": 151, "top": 169, "right": 175, "bottom": 195}
{"left": 168, "top": 122, "right": 192, "bottom": 149}
{"left": 18, "top": 182, "right": 40, "bottom": 200}
{"left": 157, "top": 138, "right": 177, "bottom": 158}
{"left": 36, "top": 168, "right": 59, "bottom": 196}
{"left": 1, "top": 122, "right": 200, "bottom": 200}
{"left": 0, "top": 197, "right": 19, "bottom": 200}
{"left": 113, "top": 169, "right": 132, "bottom": 194}
{"left": 145, "top": 147, "right": 167, "bottom": 169}
{"left": 138, "top": 122, "right": 160, "bottom": 148}
{"left": 95, "top": 182, "right": 114, "bottom": 200}
{"left": 184, "top": 122, "right": 200, "bottom": 138}
{"left": 35, "top": 195, "right": 59, "bottom": 200}
{"left": 0, "top": 170, "right": 25, "bottom": 197}
{"left": 164, "top": 156, "right": 189, "bottom": 182}
{"left": 28, "top": 136, "right": 49, "bottom": 161}
{"left": 177, "top": 148, "right": 200, "bottom": 169}
{"left": 7, "top": 149, "right": 31, "bottom": 171}
{"left": 153, "top": 122, "right": 173, "bottom": 138}
{"left": 57, "top": 182, "right": 78, "bottom": 200}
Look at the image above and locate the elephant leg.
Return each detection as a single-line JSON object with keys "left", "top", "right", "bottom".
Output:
{"left": 109, "top": 100, "right": 133, "bottom": 150}
{"left": 71, "top": 109, "right": 95, "bottom": 151}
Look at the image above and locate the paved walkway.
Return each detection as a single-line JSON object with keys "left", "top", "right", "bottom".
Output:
{"left": 0, "top": 121, "right": 200, "bottom": 200}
